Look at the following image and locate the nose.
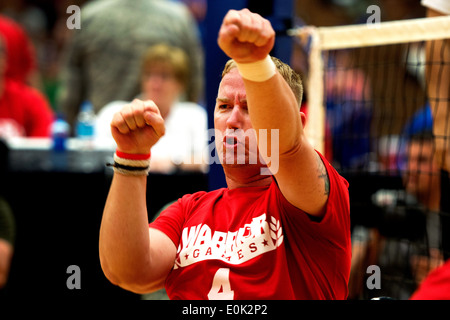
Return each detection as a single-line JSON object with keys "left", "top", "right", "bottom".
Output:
{"left": 226, "top": 105, "right": 244, "bottom": 129}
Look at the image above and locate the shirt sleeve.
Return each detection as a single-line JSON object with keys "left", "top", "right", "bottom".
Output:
{"left": 272, "top": 151, "right": 352, "bottom": 298}
{"left": 274, "top": 150, "right": 351, "bottom": 245}
{"left": 149, "top": 191, "right": 207, "bottom": 247}
{"left": 149, "top": 198, "right": 185, "bottom": 247}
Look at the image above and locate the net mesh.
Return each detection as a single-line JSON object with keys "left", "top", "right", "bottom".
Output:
{"left": 291, "top": 16, "right": 450, "bottom": 300}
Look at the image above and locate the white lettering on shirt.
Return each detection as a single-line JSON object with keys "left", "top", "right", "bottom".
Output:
{"left": 173, "top": 213, "right": 284, "bottom": 269}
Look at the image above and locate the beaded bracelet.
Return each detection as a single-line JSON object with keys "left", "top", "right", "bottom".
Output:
{"left": 107, "top": 150, "right": 151, "bottom": 176}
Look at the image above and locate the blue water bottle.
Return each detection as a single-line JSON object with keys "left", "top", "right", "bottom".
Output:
{"left": 76, "top": 101, "right": 96, "bottom": 149}
{"left": 51, "top": 114, "right": 70, "bottom": 152}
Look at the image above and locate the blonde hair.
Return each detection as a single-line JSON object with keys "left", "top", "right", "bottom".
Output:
{"left": 141, "top": 43, "right": 190, "bottom": 86}
{"left": 221, "top": 56, "right": 303, "bottom": 108}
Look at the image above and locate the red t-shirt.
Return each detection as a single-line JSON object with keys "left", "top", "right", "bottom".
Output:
{"left": 0, "top": 79, "right": 54, "bottom": 137}
{"left": 0, "top": 15, "right": 36, "bottom": 84}
{"left": 150, "top": 152, "right": 351, "bottom": 300}
{"left": 410, "top": 260, "right": 450, "bottom": 300}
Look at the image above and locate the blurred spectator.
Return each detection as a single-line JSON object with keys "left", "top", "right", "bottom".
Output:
{"left": 0, "top": 14, "right": 38, "bottom": 86}
{"left": 0, "top": 37, "right": 54, "bottom": 138}
{"left": 0, "top": 0, "right": 47, "bottom": 47}
{"left": 0, "top": 139, "right": 14, "bottom": 293}
{"left": 349, "top": 106, "right": 445, "bottom": 299}
{"left": 57, "top": 0, "right": 204, "bottom": 133}
{"left": 41, "top": 0, "right": 86, "bottom": 110}
{"left": 402, "top": 129, "right": 443, "bottom": 284}
{"left": 0, "top": 195, "right": 14, "bottom": 290}
{"left": 325, "top": 50, "right": 372, "bottom": 170}
{"left": 295, "top": 0, "right": 367, "bottom": 27}
{"left": 409, "top": 0, "right": 450, "bottom": 299}
{"left": 421, "top": 0, "right": 450, "bottom": 263}
{"left": 170, "top": 0, "right": 207, "bottom": 25}
{"left": 410, "top": 259, "right": 450, "bottom": 299}
{"left": 402, "top": 133, "right": 440, "bottom": 212}
{"left": 95, "top": 43, "right": 208, "bottom": 173}
{"left": 170, "top": 0, "right": 207, "bottom": 44}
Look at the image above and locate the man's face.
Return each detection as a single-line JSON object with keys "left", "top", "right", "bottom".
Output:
{"left": 404, "top": 140, "right": 439, "bottom": 196}
{"left": 141, "top": 63, "right": 183, "bottom": 116}
{"left": 213, "top": 68, "right": 262, "bottom": 168}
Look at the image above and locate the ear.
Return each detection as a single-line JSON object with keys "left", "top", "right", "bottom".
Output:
{"left": 300, "top": 111, "right": 307, "bottom": 128}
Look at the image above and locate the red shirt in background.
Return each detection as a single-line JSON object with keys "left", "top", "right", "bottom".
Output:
{"left": 0, "top": 79, "right": 53, "bottom": 137}
{"left": 410, "top": 259, "right": 450, "bottom": 300}
{"left": 0, "top": 15, "right": 36, "bottom": 84}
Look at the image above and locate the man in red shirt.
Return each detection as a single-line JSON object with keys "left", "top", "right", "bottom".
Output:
{"left": 0, "top": 15, "right": 36, "bottom": 85}
{"left": 99, "top": 9, "right": 351, "bottom": 299}
{"left": 0, "top": 37, "right": 53, "bottom": 138}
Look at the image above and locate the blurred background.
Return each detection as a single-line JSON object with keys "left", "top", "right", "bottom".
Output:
{"left": 1, "top": 0, "right": 446, "bottom": 301}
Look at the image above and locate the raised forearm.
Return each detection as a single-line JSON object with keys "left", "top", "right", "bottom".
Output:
{"left": 244, "top": 73, "right": 303, "bottom": 155}
{"left": 217, "top": 9, "right": 304, "bottom": 155}
{"left": 217, "top": 9, "right": 329, "bottom": 216}
{"left": 99, "top": 174, "right": 152, "bottom": 288}
{"left": 99, "top": 100, "right": 176, "bottom": 292}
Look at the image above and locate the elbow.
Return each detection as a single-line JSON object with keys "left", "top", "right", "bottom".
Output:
{"left": 99, "top": 253, "right": 123, "bottom": 289}
{"left": 279, "top": 136, "right": 305, "bottom": 159}
{"left": 99, "top": 256, "right": 119, "bottom": 287}
{"left": 118, "top": 277, "right": 164, "bottom": 295}
{"left": 275, "top": 120, "right": 306, "bottom": 157}
{"left": 99, "top": 256, "right": 163, "bottom": 294}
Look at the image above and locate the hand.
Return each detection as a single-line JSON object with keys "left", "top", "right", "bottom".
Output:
{"left": 218, "top": 8, "right": 275, "bottom": 63}
{"left": 110, "top": 99, "right": 165, "bottom": 154}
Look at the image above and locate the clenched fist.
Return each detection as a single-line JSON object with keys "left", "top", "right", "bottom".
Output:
{"left": 110, "top": 99, "right": 165, "bottom": 154}
{"left": 217, "top": 8, "right": 275, "bottom": 64}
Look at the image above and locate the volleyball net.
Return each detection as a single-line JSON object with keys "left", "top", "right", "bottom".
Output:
{"left": 289, "top": 16, "right": 450, "bottom": 299}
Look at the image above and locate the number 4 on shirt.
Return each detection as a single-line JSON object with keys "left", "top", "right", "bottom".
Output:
{"left": 207, "top": 268, "right": 234, "bottom": 300}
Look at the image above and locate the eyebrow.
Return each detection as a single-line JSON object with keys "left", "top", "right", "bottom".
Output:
{"left": 216, "top": 97, "right": 248, "bottom": 104}
{"left": 216, "top": 98, "right": 230, "bottom": 103}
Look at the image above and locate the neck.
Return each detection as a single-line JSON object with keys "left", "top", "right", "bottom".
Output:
{"left": 420, "top": 186, "right": 441, "bottom": 212}
{"left": 223, "top": 165, "right": 272, "bottom": 189}
{"left": 160, "top": 107, "right": 171, "bottom": 120}
{"left": 416, "top": 175, "right": 441, "bottom": 212}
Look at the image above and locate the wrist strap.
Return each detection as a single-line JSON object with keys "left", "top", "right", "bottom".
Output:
{"left": 107, "top": 151, "right": 151, "bottom": 176}
{"left": 235, "top": 55, "right": 276, "bottom": 82}
{"left": 115, "top": 150, "right": 151, "bottom": 161}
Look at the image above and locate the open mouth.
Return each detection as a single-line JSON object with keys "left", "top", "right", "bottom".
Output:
{"left": 224, "top": 135, "right": 238, "bottom": 147}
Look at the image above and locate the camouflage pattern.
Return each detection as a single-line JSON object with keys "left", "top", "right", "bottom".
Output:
{"left": 57, "top": 0, "right": 204, "bottom": 130}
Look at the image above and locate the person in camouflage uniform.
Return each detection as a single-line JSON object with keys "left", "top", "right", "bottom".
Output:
{"left": 57, "top": 0, "right": 204, "bottom": 132}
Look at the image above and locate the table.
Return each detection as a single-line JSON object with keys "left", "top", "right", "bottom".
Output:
{"left": 0, "top": 138, "right": 208, "bottom": 300}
